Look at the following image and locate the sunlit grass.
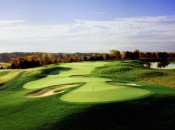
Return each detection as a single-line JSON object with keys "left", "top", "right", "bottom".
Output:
{"left": 0, "top": 70, "right": 21, "bottom": 85}
{"left": 0, "top": 60, "right": 175, "bottom": 129}
{"left": 0, "top": 62, "right": 10, "bottom": 69}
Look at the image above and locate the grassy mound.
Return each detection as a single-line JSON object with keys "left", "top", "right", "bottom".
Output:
{"left": 101, "top": 66, "right": 133, "bottom": 74}
{"left": 61, "top": 82, "right": 150, "bottom": 103}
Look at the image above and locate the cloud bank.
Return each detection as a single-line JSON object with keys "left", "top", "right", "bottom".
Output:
{"left": 0, "top": 16, "right": 175, "bottom": 52}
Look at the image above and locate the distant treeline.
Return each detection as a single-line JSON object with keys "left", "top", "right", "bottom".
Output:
{"left": 0, "top": 50, "right": 175, "bottom": 69}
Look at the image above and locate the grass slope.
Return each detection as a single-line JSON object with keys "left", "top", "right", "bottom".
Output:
{"left": 0, "top": 60, "right": 175, "bottom": 129}
{"left": 24, "top": 61, "right": 150, "bottom": 103}
{"left": 0, "top": 70, "right": 21, "bottom": 86}
{"left": 23, "top": 61, "right": 110, "bottom": 89}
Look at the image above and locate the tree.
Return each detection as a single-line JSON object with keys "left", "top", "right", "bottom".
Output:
{"left": 145, "top": 52, "right": 152, "bottom": 59}
{"left": 132, "top": 49, "right": 140, "bottom": 59}
{"left": 109, "top": 50, "right": 121, "bottom": 60}
{"left": 102, "top": 53, "right": 109, "bottom": 60}
{"left": 156, "top": 52, "right": 169, "bottom": 59}
{"left": 151, "top": 52, "right": 157, "bottom": 59}
{"left": 121, "top": 51, "right": 132, "bottom": 59}
{"left": 82, "top": 56, "right": 87, "bottom": 61}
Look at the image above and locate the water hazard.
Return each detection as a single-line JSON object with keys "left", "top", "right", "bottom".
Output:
{"left": 144, "top": 62, "right": 175, "bottom": 69}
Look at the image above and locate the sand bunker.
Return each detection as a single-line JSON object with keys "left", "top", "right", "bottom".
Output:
{"left": 27, "top": 84, "right": 79, "bottom": 98}
{"left": 69, "top": 75, "right": 94, "bottom": 77}
{"left": 109, "top": 82, "right": 141, "bottom": 86}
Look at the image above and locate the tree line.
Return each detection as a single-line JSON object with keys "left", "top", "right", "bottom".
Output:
{"left": 0, "top": 50, "right": 174, "bottom": 69}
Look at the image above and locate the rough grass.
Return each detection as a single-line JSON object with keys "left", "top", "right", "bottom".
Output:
{"left": 93, "top": 60, "right": 175, "bottom": 88}
{"left": 130, "top": 69, "right": 175, "bottom": 88}
{"left": 141, "top": 74, "right": 175, "bottom": 88}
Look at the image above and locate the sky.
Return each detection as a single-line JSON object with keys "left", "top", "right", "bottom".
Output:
{"left": 0, "top": 0, "right": 175, "bottom": 53}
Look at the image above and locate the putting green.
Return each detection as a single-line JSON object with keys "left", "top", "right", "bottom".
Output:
{"left": 24, "top": 61, "right": 151, "bottom": 103}
{"left": 60, "top": 80, "right": 151, "bottom": 103}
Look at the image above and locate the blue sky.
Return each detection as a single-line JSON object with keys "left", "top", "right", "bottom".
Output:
{"left": 0, "top": 0, "right": 175, "bottom": 52}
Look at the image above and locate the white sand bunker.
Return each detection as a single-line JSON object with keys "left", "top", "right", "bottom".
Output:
{"left": 109, "top": 82, "right": 141, "bottom": 86}
{"left": 27, "top": 84, "right": 79, "bottom": 98}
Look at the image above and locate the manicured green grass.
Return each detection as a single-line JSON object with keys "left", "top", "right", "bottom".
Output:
{"left": 0, "top": 66, "right": 92, "bottom": 130}
{"left": 61, "top": 82, "right": 150, "bottom": 103}
{"left": 24, "top": 61, "right": 150, "bottom": 103}
{"left": 0, "top": 89, "right": 92, "bottom": 130}
{"left": 0, "top": 70, "right": 21, "bottom": 85}
{"left": 23, "top": 61, "right": 110, "bottom": 89}
{"left": 0, "top": 60, "right": 175, "bottom": 129}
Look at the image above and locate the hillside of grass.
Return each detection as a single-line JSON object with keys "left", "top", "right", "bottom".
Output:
{"left": 92, "top": 60, "right": 175, "bottom": 88}
{"left": 0, "top": 70, "right": 21, "bottom": 86}
{"left": 0, "top": 60, "right": 175, "bottom": 129}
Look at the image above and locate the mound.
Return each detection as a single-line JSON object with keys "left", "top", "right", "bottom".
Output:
{"left": 60, "top": 82, "right": 151, "bottom": 103}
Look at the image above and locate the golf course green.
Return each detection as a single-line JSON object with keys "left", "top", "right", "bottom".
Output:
{"left": 1, "top": 60, "right": 175, "bottom": 130}
{"left": 24, "top": 61, "right": 151, "bottom": 103}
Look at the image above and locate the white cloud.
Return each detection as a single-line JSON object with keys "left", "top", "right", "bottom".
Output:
{"left": 0, "top": 16, "right": 175, "bottom": 52}
{"left": 0, "top": 20, "right": 24, "bottom": 26}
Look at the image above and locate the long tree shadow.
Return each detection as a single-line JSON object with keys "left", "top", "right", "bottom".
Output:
{"left": 46, "top": 67, "right": 71, "bottom": 75}
{"left": 46, "top": 95, "right": 175, "bottom": 130}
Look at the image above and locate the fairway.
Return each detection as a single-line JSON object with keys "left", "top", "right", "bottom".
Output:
{"left": 24, "top": 61, "right": 151, "bottom": 103}
{"left": 0, "top": 70, "right": 21, "bottom": 85}
{"left": 1, "top": 60, "right": 175, "bottom": 130}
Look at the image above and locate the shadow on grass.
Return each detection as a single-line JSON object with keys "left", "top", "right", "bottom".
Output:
{"left": 0, "top": 66, "right": 71, "bottom": 90}
{"left": 43, "top": 67, "right": 71, "bottom": 75}
{"left": 45, "top": 95, "right": 175, "bottom": 130}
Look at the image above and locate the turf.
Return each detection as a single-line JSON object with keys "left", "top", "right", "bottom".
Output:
{"left": 0, "top": 70, "right": 21, "bottom": 85}
{"left": 1, "top": 60, "right": 175, "bottom": 130}
{"left": 24, "top": 61, "right": 150, "bottom": 103}
{"left": 23, "top": 62, "right": 110, "bottom": 89}
{"left": 61, "top": 82, "right": 150, "bottom": 103}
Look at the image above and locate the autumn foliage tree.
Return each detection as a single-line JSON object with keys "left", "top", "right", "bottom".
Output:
{"left": 9, "top": 50, "right": 174, "bottom": 69}
{"left": 109, "top": 50, "right": 121, "bottom": 60}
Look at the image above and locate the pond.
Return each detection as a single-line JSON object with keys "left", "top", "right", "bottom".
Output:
{"left": 144, "top": 62, "right": 175, "bottom": 69}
